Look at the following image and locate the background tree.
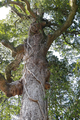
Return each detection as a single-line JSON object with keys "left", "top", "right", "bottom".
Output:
{"left": 0, "top": 0, "right": 80, "bottom": 120}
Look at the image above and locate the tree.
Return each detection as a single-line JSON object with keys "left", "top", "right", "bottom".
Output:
{"left": 0, "top": 0, "right": 79, "bottom": 119}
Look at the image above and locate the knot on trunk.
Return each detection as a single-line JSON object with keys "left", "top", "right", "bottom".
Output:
{"left": 45, "top": 82, "right": 50, "bottom": 89}
{"left": 29, "top": 22, "right": 42, "bottom": 35}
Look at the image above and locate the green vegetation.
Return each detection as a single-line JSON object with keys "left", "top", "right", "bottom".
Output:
{"left": 0, "top": 0, "right": 80, "bottom": 119}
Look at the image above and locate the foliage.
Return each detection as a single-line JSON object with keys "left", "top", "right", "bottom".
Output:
{"left": 47, "top": 52, "right": 80, "bottom": 119}
{"left": 0, "top": 91, "right": 21, "bottom": 120}
{"left": 0, "top": 0, "right": 80, "bottom": 119}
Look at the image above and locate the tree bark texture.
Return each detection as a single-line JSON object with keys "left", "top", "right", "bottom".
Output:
{"left": 19, "top": 22, "right": 50, "bottom": 120}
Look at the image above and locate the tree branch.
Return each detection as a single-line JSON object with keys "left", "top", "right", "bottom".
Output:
{"left": 0, "top": 41, "right": 24, "bottom": 95}
{"left": 1, "top": 40, "right": 16, "bottom": 57}
{"left": 10, "top": 5, "right": 31, "bottom": 19}
{"left": 46, "top": 0, "right": 78, "bottom": 50}
{"left": 9, "top": 1, "right": 27, "bottom": 14}
{"left": 5, "top": 53, "right": 23, "bottom": 83}
{"left": 43, "top": 19, "right": 60, "bottom": 28}
{"left": 65, "top": 30, "right": 80, "bottom": 35}
{"left": 0, "top": 39, "right": 24, "bottom": 83}
{"left": 21, "top": 0, "right": 38, "bottom": 19}
{"left": 3, "top": 0, "right": 37, "bottom": 19}
{"left": 9, "top": 5, "right": 26, "bottom": 19}
{"left": 0, "top": 40, "right": 24, "bottom": 57}
{"left": 15, "top": 44, "right": 24, "bottom": 56}
{"left": 52, "top": 7, "right": 69, "bottom": 16}
{"left": 0, "top": 73, "right": 23, "bottom": 97}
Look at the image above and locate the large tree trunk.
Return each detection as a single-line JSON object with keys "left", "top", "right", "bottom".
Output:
{"left": 19, "top": 22, "right": 50, "bottom": 120}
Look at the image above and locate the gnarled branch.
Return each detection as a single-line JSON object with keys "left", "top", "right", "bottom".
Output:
{"left": 0, "top": 42, "right": 24, "bottom": 95}
{"left": 0, "top": 38, "right": 24, "bottom": 83}
{"left": 5, "top": 53, "right": 23, "bottom": 83}
{"left": 0, "top": 73, "right": 23, "bottom": 97}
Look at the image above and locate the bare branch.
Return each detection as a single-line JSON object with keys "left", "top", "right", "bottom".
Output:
{"left": 46, "top": 0, "right": 78, "bottom": 50}
{"left": 0, "top": 73, "right": 23, "bottom": 97}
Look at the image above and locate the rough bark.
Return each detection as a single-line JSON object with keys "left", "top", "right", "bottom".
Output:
{"left": 19, "top": 22, "right": 50, "bottom": 120}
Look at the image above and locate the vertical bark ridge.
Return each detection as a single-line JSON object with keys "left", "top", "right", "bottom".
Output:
{"left": 19, "top": 22, "right": 50, "bottom": 120}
